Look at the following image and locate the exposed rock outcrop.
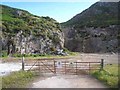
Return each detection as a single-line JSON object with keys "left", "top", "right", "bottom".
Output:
{"left": 63, "top": 25, "right": 118, "bottom": 53}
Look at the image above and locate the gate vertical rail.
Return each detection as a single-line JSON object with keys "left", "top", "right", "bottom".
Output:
{"left": 39, "top": 61, "right": 40, "bottom": 73}
{"left": 89, "top": 62, "right": 90, "bottom": 74}
{"left": 54, "top": 60, "right": 56, "bottom": 74}
{"left": 65, "top": 61, "right": 66, "bottom": 74}
{"left": 76, "top": 62, "right": 77, "bottom": 75}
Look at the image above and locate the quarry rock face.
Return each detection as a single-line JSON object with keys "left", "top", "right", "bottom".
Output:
{"left": 1, "top": 30, "right": 64, "bottom": 54}
{"left": 63, "top": 25, "right": 118, "bottom": 53}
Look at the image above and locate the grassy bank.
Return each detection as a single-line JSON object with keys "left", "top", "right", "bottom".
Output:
{"left": 2, "top": 71, "right": 38, "bottom": 88}
{"left": 91, "top": 64, "right": 119, "bottom": 88}
{"left": 2, "top": 52, "right": 79, "bottom": 62}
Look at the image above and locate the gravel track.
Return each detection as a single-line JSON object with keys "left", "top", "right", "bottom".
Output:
{"left": 31, "top": 74, "right": 107, "bottom": 88}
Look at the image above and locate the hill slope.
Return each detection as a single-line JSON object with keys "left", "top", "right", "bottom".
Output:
{"left": 62, "top": 2, "right": 119, "bottom": 53}
{"left": 1, "top": 5, "right": 64, "bottom": 55}
{"left": 62, "top": 2, "right": 119, "bottom": 28}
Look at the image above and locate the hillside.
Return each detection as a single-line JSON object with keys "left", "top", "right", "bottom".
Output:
{"left": 62, "top": 2, "right": 119, "bottom": 28}
{"left": 62, "top": 2, "right": 119, "bottom": 53}
{"left": 1, "top": 5, "right": 64, "bottom": 55}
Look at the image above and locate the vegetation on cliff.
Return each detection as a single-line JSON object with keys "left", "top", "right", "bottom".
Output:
{"left": 1, "top": 5, "right": 64, "bottom": 55}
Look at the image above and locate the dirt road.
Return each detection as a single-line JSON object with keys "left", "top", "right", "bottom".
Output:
{"left": 31, "top": 74, "right": 107, "bottom": 88}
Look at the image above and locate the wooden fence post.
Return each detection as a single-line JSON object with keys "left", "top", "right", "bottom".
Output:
{"left": 22, "top": 56, "right": 24, "bottom": 71}
{"left": 100, "top": 59, "right": 104, "bottom": 70}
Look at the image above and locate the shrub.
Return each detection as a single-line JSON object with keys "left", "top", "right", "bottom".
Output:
{"left": 13, "top": 53, "right": 23, "bottom": 57}
{"left": 1, "top": 51, "right": 8, "bottom": 57}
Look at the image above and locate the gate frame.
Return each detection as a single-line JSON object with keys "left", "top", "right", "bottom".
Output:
{"left": 25, "top": 58, "right": 104, "bottom": 75}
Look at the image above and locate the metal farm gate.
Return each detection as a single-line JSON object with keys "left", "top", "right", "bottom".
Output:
{"left": 24, "top": 58, "right": 103, "bottom": 75}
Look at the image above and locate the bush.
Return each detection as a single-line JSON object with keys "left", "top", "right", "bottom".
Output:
{"left": 13, "top": 53, "right": 23, "bottom": 57}
{"left": 50, "top": 47, "right": 56, "bottom": 52}
{"left": 1, "top": 51, "right": 8, "bottom": 57}
{"left": 12, "top": 53, "right": 50, "bottom": 57}
{"left": 63, "top": 48, "right": 77, "bottom": 55}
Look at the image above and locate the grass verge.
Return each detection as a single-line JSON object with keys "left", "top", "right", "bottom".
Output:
{"left": 0, "top": 76, "right": 2, "bottom": 90}
{"left": 91, "top": 64, "right": 119, "bottom": 88}
{"left": 2, "top": 71, "right": 38, "bottom": 88}
{"left": 2, "top": 52, "right": 79, "bottom": 62}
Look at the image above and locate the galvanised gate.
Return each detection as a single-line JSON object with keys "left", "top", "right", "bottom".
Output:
{"left": 24, "top": 58, "right": 103, "bottom": 75}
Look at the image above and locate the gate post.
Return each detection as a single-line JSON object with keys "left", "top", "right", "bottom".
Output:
{"left": 76, "top": 62, "right": 77, "bottom": 75}
{"left": 65, "top": 61, "right": 66, "bottom": 74}
{"left": 100, "top": 59, "right": 104, "bottom": 70}
{"left": 39, "top": 61, "right": 41, "bottom": 73}
{"left": 22, "top": 56, "right": 24, "bottom": 71}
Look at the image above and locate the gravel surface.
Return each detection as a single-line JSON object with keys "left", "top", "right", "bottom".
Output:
{"left": 31, "top": 74, "right": 107, "bottom": 88}
{"left": 79, "top": 53, "right": 118, "bottom": 64}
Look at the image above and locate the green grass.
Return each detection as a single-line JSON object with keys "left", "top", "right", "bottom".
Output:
{"left": 2, "top": 71, "right": 38, "bottom": 88}
{"left": 0, "top": 76, "right": 2, "bottom": 90}
{"left": 91, "top": 64, "right": 119, "bottom": 88}
{"left": 22, "top": 54, "right": 78, "bottom": 60}
{"left": 104, "top": 64, "right": 118, "bottom": 76}
{"left": 1, "top": 52, "right": 79, "bottom": 61}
